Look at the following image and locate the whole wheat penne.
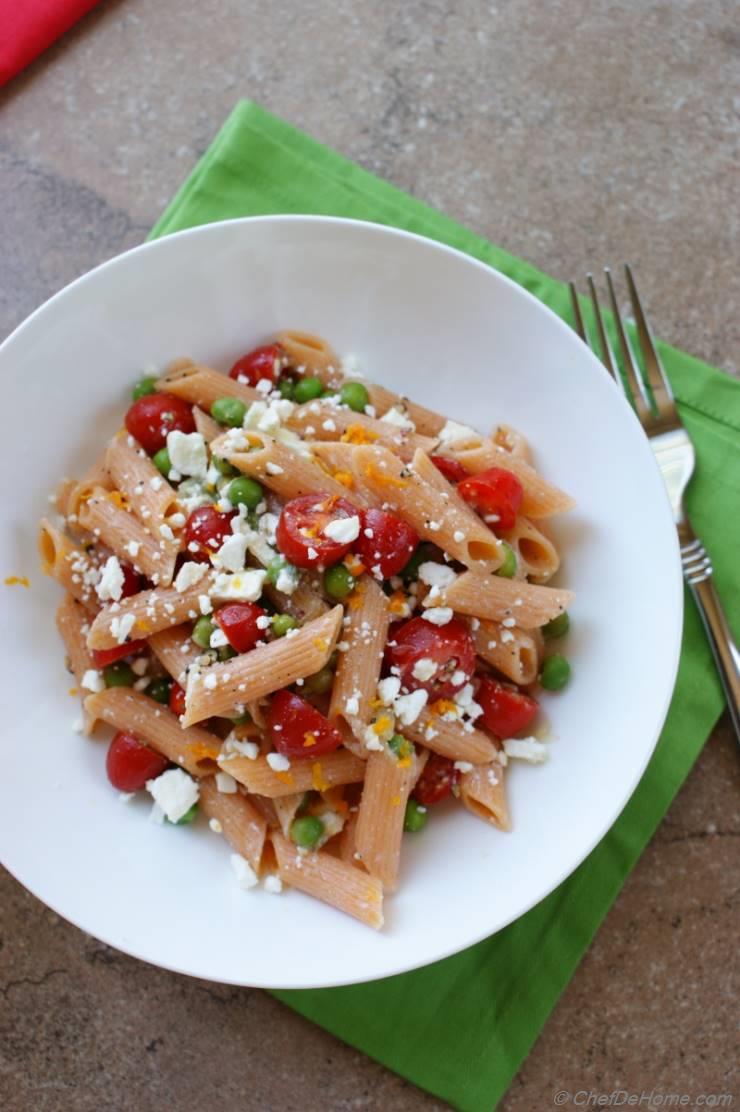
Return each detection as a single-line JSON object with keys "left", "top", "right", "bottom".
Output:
{"left": 212, "top": 429, "right": 353, "bottom": 502}
{"left": 338, "top": 808, "right": 361, "bottom": 864}
{"left": 329, "top": 577, "right": 390, "bottom": 739}
{"left": 458, "top": 762, "right": 510, "bottom": 831}
{"left": 405, "top": 715, "right": 499, "bottom": 764}
{"left": 86, "top": 572, "right": 213, "bottom": 650}
{"left": 471, "top": 619, "right": 541, "bottom": 685}
{"left": 156, "top": 362, "right": 261, "bottom": 411}
{"left": 193, "top": 406, "right": 222, "bottom": 443}
{"left": 443, "top": 441, "right": 575, "bottom": 517}
{"left": 39, "top": 519, "right": 100, "bottom": 613}
{"left": 218, "top": 748, "right": 366, "bottom": 798}
{"left": 271, "top": 830, "right": 384, "bottom": 928}
{"left": 105, "top": 434, "right": 180, "bottom": 528}
{"left": 354, "top": 748, "right": 419, "bottom": 891}
{"left": 183, "top": 606, "right": 344, "bottom": 726}
{"left": 438, "top": 569, "right": 573, "bottom": 628}
{"left": 84, "top": 688, "right": 221, "bottom": 777}
{"left": 363, "top": 383, "right": 447, "bottom": 437}
{"left": 275, "top": 330, "right": 340, "bottom": 381}
{"left": 492, "top": 424, "right": 532, "bottom": 461}
{"left": 286, "top": 403, "right": 437, "bottom": 463}
{"left": 148, "top": 624, "right": 201, "bottom": 687}
{"left": 56, "top": 594, "right": 96, "bottom": 731}
{"left": 264, "top": 575, "right": 330, "bottom": 623}
{"left": 54, "top": 478, "right": 77, "bottom": 518}
{"left": 501, "top": 516, "right": 560, "bottom": 583}
{"left": 199, "top": 777, "right": 268, "bottom": 873}
{"left": 78, "top": 487, "right": 178, "bottom": 586}
{"left": 272, "top": 792, "right": 307, "bottom": 837}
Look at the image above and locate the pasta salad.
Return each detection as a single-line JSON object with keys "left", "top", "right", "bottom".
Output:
{"left": 40, "top": 330, "right": 575, "bottom": 929}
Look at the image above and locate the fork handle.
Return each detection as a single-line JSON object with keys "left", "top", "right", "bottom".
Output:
{"left": 681, "top": 532, "right": 740, "bottom": 742}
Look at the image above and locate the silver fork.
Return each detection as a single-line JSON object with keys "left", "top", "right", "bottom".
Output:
{"left": 569, "top": 265, "right": 739, "bottom": 742}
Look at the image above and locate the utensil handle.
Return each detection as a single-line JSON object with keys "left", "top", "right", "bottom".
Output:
{"left": 681, "top": 534, "right": 740, "bottom": 743}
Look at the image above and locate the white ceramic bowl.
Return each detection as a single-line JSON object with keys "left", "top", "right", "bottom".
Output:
{"left": 0, "top": 217, "right": 682, "bottom": 988}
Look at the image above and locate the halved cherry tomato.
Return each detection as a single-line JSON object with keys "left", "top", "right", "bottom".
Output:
{"left": 168, "top": 682, "right": 187, "bottom": 718}
{"left": 430, "top": 455, "right": 470, "bottom": 483}
{"left": 457, "top": 467, "right": 523, "bottom": 531}
{"left": 91, "top": 640, "right": 147, "bottom": 668}
{"left": 384, "top": 616, "right": 476, "bottom": 699}
{"left": 354, "top": 508, "right": 419, "bottom": 580}
{"left": 413, "top": 753, "right": 459, "bottom": 806}
{"left": 215, "top": 602, "right": 266, "bottom": 653}
{"left": 268, "top": 689, "right": 344, "bottom": 759}
{"left": 106, "top": 730, "right": 169, "bottom": 792}
{"left": 124, "top": 392, "right": 195, "bottom": 455}
{"left": 229, "top": 343, "right": 284, "bottom": 387}
{"left": 275, "top": 494, "right": 359, "bottom": 569}
{"left": 477, "top": 677, "right": 539, "bottom": 738}
{"left": 184, "top": 505, "right": 236, "bottom": 561}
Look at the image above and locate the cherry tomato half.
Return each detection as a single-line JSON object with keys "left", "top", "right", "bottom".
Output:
{"left": 457, "top": 467, "right": 523, "bottom": 531}
{"left": 275, "top": 494, "right": 359, "bottom": 569}
{"left": 106, "top": 730, "right": 169, "bottom": 792}
{"left": 477, "top": 677, "right": 539, "bottom": 738}
{"left": 168, "top": 682, "right": 187, "bottom": 718}
{"left": 91, "top": 640, "right": 147, "bottom": 669}
{"left": 384, "top": 616, "right": 476, "bottom": 699}
{"left": 413, "top": 753, "right": 459, "bottom": 806}
{"left": 229, "top": 343, "right": 284, "bottom": 387}
{"left": 215, "top": 602, "right": 267, "bottom": 653}
{"left": 355, "top": 508, "right": 419, "bottom": 579}
{"left": 430, "top": 455, "right": 470, "bottom": 483}
{"left": 124, "top": 392, "right": 195, "bottom": 455}
{"left": 268, "top": 689, "right": 344, "bottom": 759}
{"left": 184, "top": 505, "right": 237, "bottom": 561}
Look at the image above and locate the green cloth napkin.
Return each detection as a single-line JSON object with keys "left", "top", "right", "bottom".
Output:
{"left": 150, "top": 101, "right": 740, "bottom": 1112}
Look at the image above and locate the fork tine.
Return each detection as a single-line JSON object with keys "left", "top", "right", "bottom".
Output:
{"left": 604, "top": 267, "right": 653, "bottom": 425}
{"left": 586, "top": 273, "right": 621, "bottom": 385}
{"left": 624, "top": 264, "right": 677, "bottom": 424}
{"left": 569, "top": 282, "right": 588, "bottom": 342}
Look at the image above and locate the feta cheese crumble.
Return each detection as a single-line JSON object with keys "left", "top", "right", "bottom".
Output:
{"left": 110, "top": 613, "right": 136, "bottom": 645}
{"left": 211, "top": 568, "right": 266, "bottom": 602}
{"left": 503, "top": 737, "right": 549, "bottom": 763}
{"left": 393, "top": 688, "right": 428, "bottom": 725}
{"left": 212, "top": 533, "right": 249, "bottom": 573}
{"left": 411, "top": 657, "right": 438, "bottom": 682}
{"left": 422, "top": 606, "right": 454, "bottom": 626}
{"left": 215, "top": 771, "right": 238, "bottom": 793}
{"left": 81, "top": 669, "right": 104, "bottom": 693}
{"left": 174, "top": 561, "right": 208, "bottom": 593}
{"left": 323, "top": 515, "right": 360, "bottom": 544}
{"left": 266, "top": 752, "right": 291, "bottom": 772}
{"left": 418, "top": 562, "right": 457, "bottom": 590}
{"left": 146, "top": 768, "right": 199, "bottom": 823}
{"left": 437, "top": 420, "right": 480, "bottom": 447}
{"left": 377, "top": 676, "right": 401, "bottom": 705}
{"left": 96, "top": 555, "right": 125, "bottom": 602}
{"left": 230, "top": 853, "right": 259, "bottom": 890}
{"left": 166, "top": 431, "right": 208, "bottom": 478}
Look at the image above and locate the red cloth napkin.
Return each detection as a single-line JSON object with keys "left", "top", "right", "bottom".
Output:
{"left": 0, "top": 0, "right": 102, "bottom": 87}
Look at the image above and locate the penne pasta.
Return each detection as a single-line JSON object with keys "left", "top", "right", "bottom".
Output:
{"left": 442, "top": 441, "right": 575, "bottom": 517}
{"left": 199, "top": 777, "right": 268, "bottom": 874}
{"left": 272, "top": 792, "right": 308, "bottom": 838}
{"left": 458, "top": 762, "right": 511, "bottom": 831}
{"left": 156, "top": 362, "right": 261, "bottom": 410}
{"left": 105, "top": 433, "right": 180, "bottom": 528}
{"left": 286, "top": 402, "right": 437, "bottom": 463}
{"left": 271, "top": 831, "right": 384, "bottom": 929}
{"left": 218, "top": 748, "right": 367, "bottom": 798}
{"left": 404, "top": 714, "right": 499, "bottom": 765}
{"left": 193, "top": 406, "right": 222, "bottom": 443}
{"left": 264, "top": 575, "right": 330, "bottom": 623}
{"left": 78, "top": 487, "right": 179, "bottom": 586}
{"left": 84, "top": 688, "right": 221, "bottom": 777}
{"left": 492, "top": 424, "right": 532, "bottom": 462}
{"left": 39, "top": 519, "right": 99, "bottom": 613}
{"left": 437, "top": 569, "right": 573, "bottom": 628}
{"left": 212, "top": 429, "right": 354, "bottom": 502}
{"left": 501, "top": 516, "right": 560, "bottom": 584}
{"left": 471, "top": 618, "right": 541, "bottom": 685}
{"left": 275, "top": 330, "right": 340, "bottom": 382}
{"left": 183, "top": 606, "right": 344, "bottom": 726}
{"left": 56, "top": 594, "right": 96, "bottom": 732}
{"left": 148, "top": 624, "right": 201, "bottom": 687}
{"left": 354, "top": 747, "right": 419, "bottom": 891}
{"left": 363, "top": 382, "right": 447, "bottom": 437}
{"left": 86, "top": 574, "right": 212, "bottom": 650}
{"left": 329, "top": 577, "right": 390, "bottom": 739}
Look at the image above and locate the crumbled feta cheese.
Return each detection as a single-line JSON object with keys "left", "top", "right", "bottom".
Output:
{"left": 263, "top": 874, "right": 283, "bottom": 894}
{"left": 81, "top": 668, "right": 104, "bottom": 693}
{"left": 213, "top": 532, "right": 249, "bottom": 573}
{"left": 344, "top": 696, "right": 360, "bottom": 716}
{"left": 377, "top": 676, "right": 401, "bottom": 705}
{"left": 307, "top": 546, "right": 318, "bottom": 561}
{"left": 422, "top": 607, "right": 454, "bottom": 626}
{"left": 418, "top": 562, "right": 457, "bottom": 590}
{"left": 364, "top": 731, "right": 384, "bottom": 752}
{"left": 211, "top": 568, "right": 266, "bottom": 602}
{"left": 453, "top": 530, "right": 465, "bottom": 544}
{"left": 323, "top": 515, "right": 360, "bottom": 544}
{"left": 131, "top": 657, "right": 149, "bottom": 676}
{"left": 110, "top": 613, "right": 136, "bottom": 645}
{"left": 208, "top": 817, "right": 223, "bottom": 834}
{"left": 256, "top": 377, "right": 273, "bottom": 395}
{"left": 501, "top": 617, "right": 516, "bottom": 628}
{"left": 209, "top": 627, "right": 229, "bottom": 648}
{"left": 126, "top": 540, "right": 141, "bottom": 559}
{"left": 322, "top": 418, "right": 337, "bottom": 432}
{"left": 393, "top": 688, "right": 428, "bottom": 725}
{"left": 159, "top": 523, "right": 174, "bottom": 541}
{"left": 501, "top": 629, "right": 515, "bottom": 644}
{"left": 230, "top": 853, "right": 259, "bottom": 890}
{"left": 437, "top": 420, "right": 479, "bottom": 447}
{"left": 96, "top": 555, "right": 125, "bottom": 602}
{"left": 266, "top": 752, "right": 291, "bottom": 772}
{"left": 198, "top": 594, "right": 213, "bottom": 615}
{"left": 203, "top": 673, "right": 218, "bottom": 691}
{"left": 256, "top": 614, "right": 271, "bottom": 630}
{"left": 167, "top": 431, "right": 208, "bottom": 479}
{"left": 380, "top": 406, "right": 415, "bottom": 431}
{"left": 411, "top": 657, "right": 438, "bottom": 682}
{"left": 215, "top": 771, "right": 238, "bottom": 793}
{"left": 454, "top": 760, "right": 474, "bottom": 774}
{"left": 146, "top": 768, "right": 199, "bottom": 823}
{"left": 450, "top": 669, "right": 467, "bottom": 688}
{"left": 503, "top": 737, "right": 549, "bottom": 763}
{"left": 275, "top": 566, "right": 299, "bottom": 595}
{"left": 149, "top": 476, "right": 164, "bottom": 492}
{"left": 258, "top": 512, "right": 279, "bottom": 546}
{"left": 174, "top": 561, "right": 208, "bottom": 593}
{"left": 265, "top": 461, "right": 284, "bottom": 475}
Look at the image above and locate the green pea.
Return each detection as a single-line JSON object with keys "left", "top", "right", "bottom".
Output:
{"left": 103, "top": 661, "right": 135, "bottom": 688}
{"left": 290, "top": 815, "right": 324, "bottom": 849}
{"left": 173, "top": 803, "right": 198, "bottom": 825}
{"left": 495, "top": 541, "right": 517, "bottom": 579}
{"left": 303, "top": 667, "right": 334, "bottom": 695}
{"left": 132, "top": 376, "right": 157, "bottom": 400}
{"left": 543, "top": 611, "right": 570, "bottom": 640}
{"left": 146, "top": 677, "right": 171, "bottom": 705}
{"left": 272, "top": 613, "right": 298, "bottom": 638}
{"left": 540, "top": 654, "right": 571, "bottom": 691}
{"left": 152, "top": 447, "right": 172, "bottom": 478}
{"left": 403, "top": 799, "right": 428, "bottom": 833}
{"left": 266, "top": 555, "right": 293, "bottom": 586}
{"left": 400, "top": 542, "right": 440, "bottom": 584}
{"left": 212, "top": 455, "right": 238, "bottom": 477}
{"left": 192, "top": 615, "right": 216, "bottom": 649}
{"left": 294, "top": 376, "right": 324, "bottom": 403}
{"left": 323, "top": 564, "right": 356, "bottom": 600}
{"left": 218, "top": 644, "right": 237, "bottom": 662}
{"left": 228, "top": 476, "right": 264, "bottom": 510}
{"left": 277, "top": 376, "right": 297, "bottom": 400}
{"left": 210, "top": 396, "right": 247, "bottom": 428}
{"left": 388, "top": 734, "right": 414, "bottom": 761}
{"left": 230, "top": 711, "right": 252, "bottom": 725}
{"left": 340, "top": 381, "right": 370, "bottom": 413}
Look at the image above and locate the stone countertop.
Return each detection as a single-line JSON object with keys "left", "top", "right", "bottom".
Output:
{"left": 1, "top": 1, "right": 738, "bottom": 1108}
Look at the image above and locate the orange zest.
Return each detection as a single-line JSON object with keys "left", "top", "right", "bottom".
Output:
{"left": 68, "top": 687, "right": 79, "bottom": 697}
{"left": 388, "top": 590, "right": 410, "bottom": 616}
{"left": 135, "top": 619, "right": 153, "bottom": 634}
{"left": 4, "top": 575, "right": 30, "bottom": 588}
{"left": 311, "top": 637, "right": 328, "bottom": 652}
{"left": 106, "top": 490, "right": 131, "bottom": 511}
{"left": 372, "top": 715, "right": 392, "bottom": 735}
{"left": 343, "top": 553, "right": 365, "bottom": 576}
{"left": 429, "top": 698, "right": 459, "bottom": 718}
{"left": 275, "top": 770, "right": 294, "bottom": 785}
{"left": 311, "top": 762, "right": 330, "bottom": 791}
{"left": 391, "top": 794, "right": 402, "bottom": 807}
{"left": 333, "top": 470, "right": 355, "bottom": 489}
{"left": 362, "top": 463, "right": 409, "bottom": 488}
{"left": 185, "top": 741, "right": 221, "bottom": 762}
{"left": 303, "top": 732, "right": 318, "bottom": 748}
{"left": 341, "top": 424, "right": 377, "bottom": 446}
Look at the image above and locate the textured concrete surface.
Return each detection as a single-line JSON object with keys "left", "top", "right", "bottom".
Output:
{"left": 1, "top": 1, "right": 738, "bottom": 1109}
